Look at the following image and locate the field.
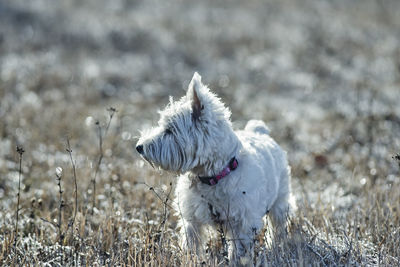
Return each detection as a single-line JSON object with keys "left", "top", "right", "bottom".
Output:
{"left": 1, "top": 0, "right": 400, "bottom": 265}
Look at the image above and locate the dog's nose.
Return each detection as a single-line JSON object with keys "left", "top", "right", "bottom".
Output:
{"left": 136, "top": 145, "right": 144, "bottom": 154}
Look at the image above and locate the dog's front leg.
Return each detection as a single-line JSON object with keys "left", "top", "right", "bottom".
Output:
{"left": 179, "top": 219, "right": 202, "bottom": 254}
{"left": 227, "top": 226, "right": 257, "bottom": 266}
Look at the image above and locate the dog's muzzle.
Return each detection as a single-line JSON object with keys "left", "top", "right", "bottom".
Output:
{"left": 136, "top": 144, "right": 144, "bottom": 154}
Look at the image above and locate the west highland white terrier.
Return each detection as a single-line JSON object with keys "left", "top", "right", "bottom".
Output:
{"left": 136, "top": 72, "right": 294, "bottom": 265}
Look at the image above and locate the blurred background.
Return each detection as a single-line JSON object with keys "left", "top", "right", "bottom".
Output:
{"left": 0, "top": 0, "right": 400, "bottom": 265}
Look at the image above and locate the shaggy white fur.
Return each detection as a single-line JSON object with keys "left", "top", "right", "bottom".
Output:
{"left": 136, "top": 72, "right": 294, "bottom": 265}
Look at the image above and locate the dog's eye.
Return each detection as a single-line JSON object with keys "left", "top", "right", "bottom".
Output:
{"left": 165, "top": 128, "right": 173, "bottom": 135}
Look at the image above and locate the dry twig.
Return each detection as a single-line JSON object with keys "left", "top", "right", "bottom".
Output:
{"left": 91, "top": 107, "right": 117, "bottom": 212}
{"left": 66, "top": 138, "right": 78, "bottom": 231}
{"left": 13, "top": 146, "right": 24, "bottom": 262}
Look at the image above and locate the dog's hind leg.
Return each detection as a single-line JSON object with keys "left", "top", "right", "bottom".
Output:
{"left": 268, "top": 167, "right": 293, "bottom": 236}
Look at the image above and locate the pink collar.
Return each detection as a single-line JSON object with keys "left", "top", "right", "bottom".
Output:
{"left": 198, "top": 157, "right": 238, "bottom": 186}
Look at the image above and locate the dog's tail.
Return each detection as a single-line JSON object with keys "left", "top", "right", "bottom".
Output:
{"left": 244, "top": 120, "right": 270, "bottom": 135}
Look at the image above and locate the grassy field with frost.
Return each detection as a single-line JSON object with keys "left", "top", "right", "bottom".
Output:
{"left": 0, "top": 0, "right": 399, "bottom": 265}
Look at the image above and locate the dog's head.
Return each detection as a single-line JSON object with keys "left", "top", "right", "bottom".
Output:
{"left": 136, "top": 72, "right": 239, "bottom": 174}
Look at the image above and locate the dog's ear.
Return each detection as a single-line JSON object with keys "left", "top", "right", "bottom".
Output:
{"left": 188, "top": 72, "right": 204, "bottom": 120}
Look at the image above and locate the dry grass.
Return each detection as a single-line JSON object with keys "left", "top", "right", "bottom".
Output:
{"left": 1, "top": 0, "right": 400, "bottom": 266}
{"left": 0, "top": 104, "right": 398, "bottom": 266}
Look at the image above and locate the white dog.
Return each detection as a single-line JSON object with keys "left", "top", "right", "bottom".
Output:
{"left": 136, "top": 73, "right": 293, "bottom": 265}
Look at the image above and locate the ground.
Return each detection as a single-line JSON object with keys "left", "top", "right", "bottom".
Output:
{"left": 0, "top": 0, "right": 399, "bottom": 265}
